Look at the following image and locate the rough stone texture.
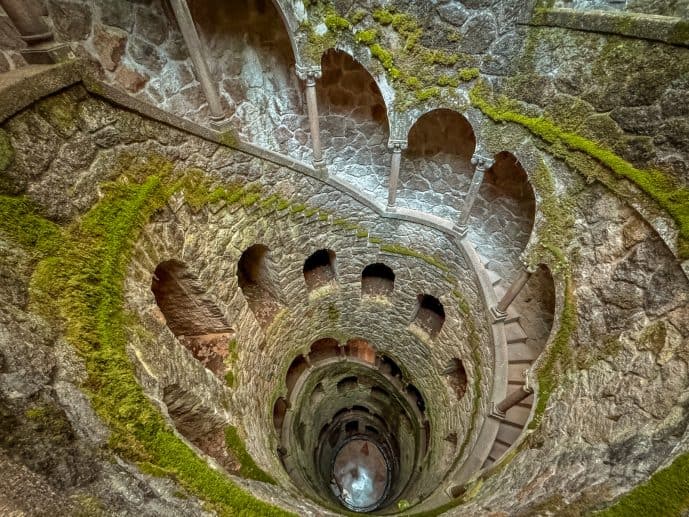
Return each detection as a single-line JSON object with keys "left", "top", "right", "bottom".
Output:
{"left": 457, "top": 185, "right": 689, "bottom": 515}
{"left": 1, "top": 0, "right": 689, "bottom": 514}
{"left": 555, "top": 0, "right": 689, "bottom": 16}
{"left": 319, "top": 49, "right": 390, "bottom": 200}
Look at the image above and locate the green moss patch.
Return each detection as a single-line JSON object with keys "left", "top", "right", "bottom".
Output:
{"left": 301, "top": 2, "right": 480, "bottom": 110}
{"left": 379, "top": 243, "right": 449, "bottom": 272}
{"left": 24, "top": 158, "right": 292, "bottom": 516}
{"left": 597, "top": 452, "right": 689, "bottom": 516}
{"left": 0, "top": 129, "right": 14, "bottom": 173}
{"left": 225, "top": 426, "right": 277, "bottom": 484}
{"left": 0, "top": 195, "right": 62, "bottom": 258}
{"left": 470, "top": 82, "right": 689, "bottom": 258}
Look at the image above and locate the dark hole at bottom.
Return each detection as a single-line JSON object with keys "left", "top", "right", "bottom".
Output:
{"left": 331, "top": 439, "right": 389, "bottom": 512}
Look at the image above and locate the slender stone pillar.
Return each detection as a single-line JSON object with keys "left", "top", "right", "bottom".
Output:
{"left": 456, "top": 155, "right": 494, "bottom": 235}
{"left": 297, "top": 66, "right": 326, "bottom": 175}
{"left": 491, "top": 267, "right": 533, "bottom": 321}
{"left": 490, "top": 385, "right": 533, "bottom": 420}
{"left": 386, "top": 139, "right": 407, "bottom": 210}
{"left": 168, "top": 0, "right": 226, "bottom": 126}
{"left": 0, "top": 0, "right": 72, "bottom": 63}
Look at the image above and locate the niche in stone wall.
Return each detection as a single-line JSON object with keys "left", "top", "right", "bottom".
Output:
{"left": 445, "top": 358, "right": 468, "bottom": 400}
{"left": 237, "top": 244, "right": 283, "bottom": 326}
{"left": 473, "top": 152, "right": 536, "bottom": 264}
{"left": 308, "top": 338, "right": 341, "bottom": 364}
{"left": 361, "top": 263, "right": 395, "bottom": 297}
{"left": 337, "top": 376, "right": 359, "bottom": 394}
{"left": 151, "top": 260, "right": 234, "bottom": 377}
{"left": 412, "top": 294, "right": 445, "bottom": 338}
{"left": 399, "top": 109, "right": 476, "bottom": 216}
{"left": 303, "top": 249, "right": 337, "bottom": 291}
{"left": 379, "top": 355, "right": 403, "bottom": 381}
{"left": 318, "top": 49, "right": 390, "bottom": 194}
{"left": 286, "top": 355, "right": 309, "bottom": 397}
{"left": 163, "top": 384, "right": 237, "bottom": 473}
{"left": 406, "top": 384, "right": 426, "bottom": 413}
{"left": 273, "top": 396, "right": 289, "bottom": 437}
{"left": 188, "top": 0, "right": 303, "bottom": 155}
{"left": 345, "top": 338, "right": 377, "bottom": 364}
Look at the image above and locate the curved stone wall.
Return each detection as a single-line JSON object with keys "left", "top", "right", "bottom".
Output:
{"left": 0, "top": 0, "right": 688, "bottom": 515}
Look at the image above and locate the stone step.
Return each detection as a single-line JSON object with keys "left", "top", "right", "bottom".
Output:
{"left": 496, "top": 422, "right": 522, "bottom": 445}
{"left": 508, "top": 364, "right": 529, "bottom": 384}
{"left": 504, "top": 322, "right": 528, "bottom": 344}
{"left": 487, "top": 270, "right": 502, "bottom": 287}
{"left": 504, "top": 305, "right": 520, "bottom": 324}
{"left": 505, "top": 404, "right": 531, "bottom": 426}
{"left": 508, "top": 342, "right": 539, "bottom": 362}
{"left": 487, "top": 440, "right": 509, "bottom": 461}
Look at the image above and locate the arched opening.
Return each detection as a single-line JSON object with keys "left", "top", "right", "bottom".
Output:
{"left": 413, "top": 294, "right": 445, "bottom": 338}
{"left": 273, "top": 396, "right": 289, "bottom": 437}
{"left": 151, "top": 260, "right": 233, "bottom": 377}
{"left": 345, "top": 339, "right": 376, "bottom": 364}
{"left": 398, "top": 109, "right": 476, "bottom": 217}
{"left": 303, "top": 249, "right": 336, "bottom": 291}
{"left": 308, "top": 338, "right": 341, "bottom": 364}
{"left": 337, "top": 376, "right": 359, "bottom": 394}
{"left": 406, "top": 384, "right": 426, "bottom": 413}
{"left": 237, "top": 244, "right": 282, "bottom": 326}
{"left": 188, "top": 0, "right": 305, "bottom": 157}
{"left": 286, "top": 355, "right": 309, "bottom": 397}
{"left": 379, "top": 355, "right": 403, "bottom": 381}
{"left": 445, "top": 359, "right": 468, "bottom": 400}
{"left": 471, "top": 152, "right": 536, "bottom": 277}
{"left": 163, "top": 384, "right": 236, "bottom": 472}
{"left": 319, "top": 49, "right": 390, "bottom": 198}
{"left": 361, "top": 263, "right": 395, "bottom": 297}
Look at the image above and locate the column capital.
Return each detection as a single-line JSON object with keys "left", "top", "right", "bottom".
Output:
{"left": 519, "top": 252, "right": 538, "bottom": 273}
{"left": 296, "top": 65, "right": 322, "bottom": 83}
{"left": 470, "top": 154, "right": 494, "bottom": 171}
{"left": 388, "top": 139, "right": 408, "bottom": 152}
{"left": 489, "top": 402, "right": 506, "bottom": 421}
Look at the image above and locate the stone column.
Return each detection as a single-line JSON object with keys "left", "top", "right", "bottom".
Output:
{"left": 490, "top": 385, "right": 533, "bottom": 420}
{"left": 0, "top": 0, "right": 72, "bottom": 63}
{"left": 456, "top": 155, "right": 494, "bottom": 235}
{"left": 297, "top": 66, "right": 326, "bottom": 176}
{"left": 168, "top": 0, "right": 227, "bottom": 127}
{"left": 491, "top": 267, "right": 533, "bottom": 321}
{"left": 386, "top": 139, "right": 407, "bottom": 210}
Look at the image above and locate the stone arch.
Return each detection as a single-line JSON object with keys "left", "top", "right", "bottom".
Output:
{"left": 470, "top": 151, "right": 537, "bottom": 277}
{"left": 344, "top": 338, "right": 377, "bottom": 364}
{"left": 308, "top": 337, "right": 341, "bottom": 363}
{"left": 188, "top": 0, "right": 307, "bottom": 157}
{"left": 397, "top": 108, "right": 477, "bottom": 218}
{"left": 361, "top": 262, "right": 395, "bottom": 296}
{"left": 318, "top": 48, "right": 391, "bottom": 199}
{"left": 286, "top": 354, "right": 309, "bottom": 397}
{"left": 303, "top": 248, "right": 336, "bottom": 291}
{"left": 151, "top": 260, "right": 233, "bottom": 377}
{"left": 273, "top": 396, "right": 289, "bottom": 437}
{"left": 237, "top": 243, "right": 283, "bottom": 326}
{"left": 412, "top": 294, "right": 446, "bottom": 338}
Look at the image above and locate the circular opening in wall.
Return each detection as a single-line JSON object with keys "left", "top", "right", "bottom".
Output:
{"left": 331, "top": 438, "right": 390, "bottom": 512}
